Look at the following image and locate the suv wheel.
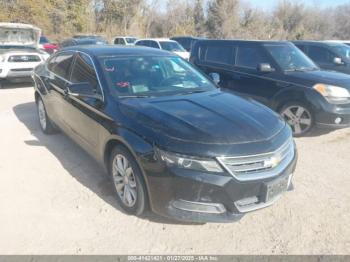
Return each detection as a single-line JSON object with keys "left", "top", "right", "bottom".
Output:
{"left": 36, "top": 97, "right": 56, "bottom": 134}
{"left": 109, "top": 145, "right": 147, "bottom": 216}
{"left": 280, "top": 102, "right": 313, "bottom": 136}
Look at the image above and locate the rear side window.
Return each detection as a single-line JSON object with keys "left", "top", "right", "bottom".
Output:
{"left": 236, "top": 46, "right": 268, "bottom": 69}
{"left": 48, "top": 52, "right": 74, "bottom": 80}
{"left": 149, "top": 41, "right": 159, "bottom": 48}
{"left": 308, "top": 46, "right": 333, "bottom": 63}
{"left": 136, "top": 41, "right": 147, "bottom": 47}
{"left": 204, "top": 45, "right": 235, "bottom": 65}
{"left": 70, "top": 53, "right": 100, "bottom": 94}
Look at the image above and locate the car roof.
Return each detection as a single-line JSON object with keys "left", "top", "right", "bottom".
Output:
{"left": 293, "top": 40, "right": 349, "bottom": 46}
{"left": 60, "top": 45, "right": 176, "bottom": 57}
{"left": 195, "top": 39, "right": 292, "bottom": 45}
{"left": 136, "top": 38, "right": 176, "bottom": 42}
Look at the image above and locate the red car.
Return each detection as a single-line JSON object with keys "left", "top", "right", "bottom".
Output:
{"left": 39, "top": 36, "right": 58, "bottom": 54}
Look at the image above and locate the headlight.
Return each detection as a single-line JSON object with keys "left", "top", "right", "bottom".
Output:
{"left": 158, "top": 149, "right": 223, "bottom": 173}
{"left": 313, "top": 84, "right": 350, "bottom": 103}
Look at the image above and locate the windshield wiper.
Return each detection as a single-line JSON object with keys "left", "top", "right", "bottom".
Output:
{"left": 176, "top": 89, "right": 208, "bottom": 96}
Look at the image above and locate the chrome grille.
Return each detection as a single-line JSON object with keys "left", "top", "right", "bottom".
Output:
{"left": 8, "top": 55, "right": 41, "bottom": 62}
{"left": 217, "top": 139, "right": 295, "bottom": 181}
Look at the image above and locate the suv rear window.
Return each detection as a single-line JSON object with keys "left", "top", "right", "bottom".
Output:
{"left": 204, "top": 45, "right": 235, "bottom": 65}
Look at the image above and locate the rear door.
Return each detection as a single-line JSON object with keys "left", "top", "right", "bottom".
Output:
{"left": 45, "top": 51, "right": 75, "bottom": 128}
{"left": 195, "top": 43, "right": 236, "bottom": 91}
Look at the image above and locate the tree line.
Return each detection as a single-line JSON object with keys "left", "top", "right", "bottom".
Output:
{"left": 1, "top": 0, "right": 350, "bottom": 42}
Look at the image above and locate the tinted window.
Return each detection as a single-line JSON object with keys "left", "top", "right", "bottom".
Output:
{"left": 205, "top": 45, "right": 235, "bottom": 65}
{"left": 48, "top": 52, "right": 74, "bottom": 80}
{"left": 149, "top": 41, "right": 159, "bottom": 48}
{"left": 159, "top": 41, "right": 184, "bottom": 51}
{"left": 308, "top": 46, "right": 333, "bottom": 63}
{"left": 236, "top": 46, "right": 268, "bottom": 68}
{"left": 70, "top": 53, "right": 100, "bottom": 94}
{"left": 135, "top": 41, "right": 147, "bottom": 47}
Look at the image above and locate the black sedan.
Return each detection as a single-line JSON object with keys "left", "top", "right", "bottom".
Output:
{"left": 32, "top": 45, "right": 297, "bottom": 223}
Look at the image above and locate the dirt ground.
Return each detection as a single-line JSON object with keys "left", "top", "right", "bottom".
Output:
{"left": 0, "top": 85, "right": 349, "bottom": 255}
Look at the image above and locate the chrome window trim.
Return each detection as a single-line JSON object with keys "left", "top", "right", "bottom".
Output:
{"left": 45, "top": 50, "right": 105, "bottom": 102}
{"left": 217, "top": 139, "right": 295, "bottom": 182}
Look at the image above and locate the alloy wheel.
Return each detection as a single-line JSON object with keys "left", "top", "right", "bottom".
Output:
{"left": 37, "top": 99, "right": 47, "bottom": 131}
{"left": 281, "top": 105, "right": 312, "bottom": 135}
{"left": 112, "top": 154, "right": 137, "bottom": 207}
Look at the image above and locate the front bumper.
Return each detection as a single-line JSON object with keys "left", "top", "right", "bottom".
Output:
{"left": 307, "top": 92, "right": 350, "bottom": 128}
{"left": 0, "top": 62, "right": 42, "bottom": 80}
{"left": 145, "top": 150, "right": 297, "bottom": 223}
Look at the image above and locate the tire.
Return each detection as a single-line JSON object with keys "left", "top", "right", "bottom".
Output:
{"left": 36, "top": 97, "right": 56, "bottom": 134}
{"left": 279, "top": 101, "right": 314, "bottom": 137}
{"left": 109, "top": 145, "right": 148, "bottom": 216}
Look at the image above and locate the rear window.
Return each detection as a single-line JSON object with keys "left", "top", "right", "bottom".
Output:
{"left": 204, "top": 45, "right": 235, "bottom": 65}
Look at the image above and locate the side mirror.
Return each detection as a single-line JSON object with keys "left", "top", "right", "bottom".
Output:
{"left": 66, "top": 82, "right": 102, "bottom": 100}
{"left": 333, "top": 57, "right": 344, "bottom": 65}
{"left": 257, "top": 63, "right": 275, "bottom": 73}
{"left": 209, "top": 72, "right": 220, "bottom": 85}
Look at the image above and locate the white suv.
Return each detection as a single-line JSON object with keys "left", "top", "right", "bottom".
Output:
{"left": 135, "top": 38, "right": 190, "bottom": 60}
{"left": 0, "top": 23, "right": 49, "bottom": 86}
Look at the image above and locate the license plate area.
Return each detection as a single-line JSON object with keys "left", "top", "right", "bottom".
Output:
{"left": 263, "top": 175, "right": 290, "bottom": 202}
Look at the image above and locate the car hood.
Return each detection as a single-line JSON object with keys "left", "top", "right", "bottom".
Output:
{"left": 0, "top": 23, "right": 41, "bottom": 48}
{"left": 119, "top": 90, "right": 285, "bottom": 145}
{"left": 285, "top": 70, "right": 350, "bottom": 89}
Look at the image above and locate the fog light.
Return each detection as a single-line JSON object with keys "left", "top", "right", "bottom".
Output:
{"left": 172, "top": 200, "right": 226, "bottom": 214}
{"left": 335, "top": 117, "right": 342, "bottom": 124}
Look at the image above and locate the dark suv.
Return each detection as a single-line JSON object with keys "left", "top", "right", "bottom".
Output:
{"left": 191, "top": 40, "right": 350, "bottom": 136}
{"left": 33, "top": 46, "right": 296, "bottom": 223}
{"left": 294, "top": 41, "right": 350, "bottom": 75}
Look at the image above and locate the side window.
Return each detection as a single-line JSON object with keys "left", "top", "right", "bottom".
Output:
{"left": 236, "top": 46, "right": 269, "bottom": 69}
{"left": 114, "top": 38, "right": 119, "bottom": 44}
{"left": 205, "top": 45, "right": 235, "bottom": 65}
{"left": 49, "top": 52, "right": 74, "bottom": 80}
{"left": 308, "top": 46, "right": 333, "bottom": 63}
{"left": 70, "top": 53, "right": 101, "bottom": 94}
{"left": 149, "top": 41, "right": 160, "bottom": 49}
{"left": 136, "top": 40, "right": 146, "bottom": 46}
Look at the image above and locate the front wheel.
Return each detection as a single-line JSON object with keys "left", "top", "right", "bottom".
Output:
{"left": 109, "top": 145, "right": 148, "bottom": 216}
{"left": 280, "top": 102, "right": 314, "bottom": 137}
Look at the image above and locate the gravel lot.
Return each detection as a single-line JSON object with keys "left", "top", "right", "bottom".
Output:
{"left": 0, "top": 85, "right": 350, "bottom": 255}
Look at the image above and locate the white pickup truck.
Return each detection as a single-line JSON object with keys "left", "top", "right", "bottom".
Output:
{"left": 0, "top": 23, "right": 49, "bottom": 86}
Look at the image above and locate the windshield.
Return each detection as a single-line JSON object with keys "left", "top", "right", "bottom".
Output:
{"left": 330, "top": 44, "right": 350, "bottom": 59}
{"left": 40, "top": 36, "right": 49, "bottom": 44}
{"left": 159, "top": 41, "right": 185, "bottom": 52}
{"left": 126, "top": 38, "right": 137, "bottom": 44}
{"left": 100, "top": 56, "right": 216, "bottom": 98}
{"left": 264, "top": 43, "right": 318, "bottom": 71}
